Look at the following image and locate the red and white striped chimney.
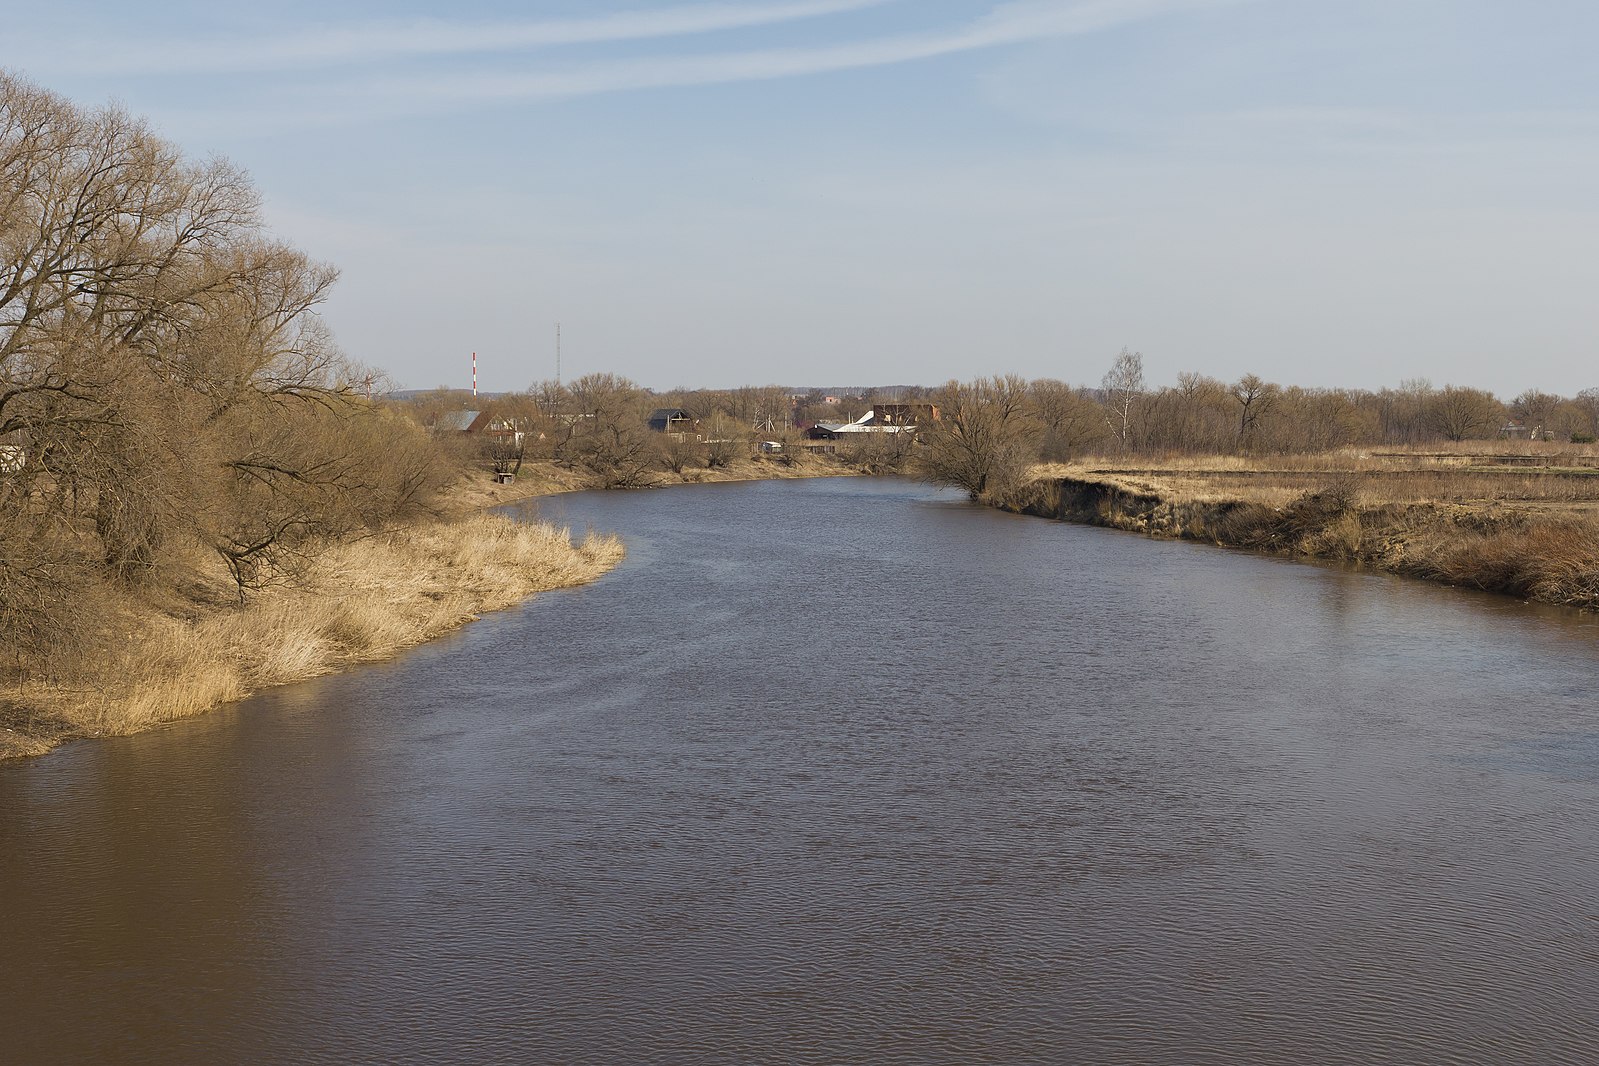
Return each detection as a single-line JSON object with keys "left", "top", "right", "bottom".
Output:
{"left": 472, "top": 351, "right": 477, "bottom": 397}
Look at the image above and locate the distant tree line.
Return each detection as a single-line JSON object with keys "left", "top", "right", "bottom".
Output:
{"left": 409, "top": 352, "right": 1599, "bottom": 505}
{"left": 1, "top": 72, "right": 449, "bottom": 677}
{"left": 919, "top": 351, "right": 1599, "bottom": 500}
{"left": 405, "top": 371, "right": 948, "bottom": 488}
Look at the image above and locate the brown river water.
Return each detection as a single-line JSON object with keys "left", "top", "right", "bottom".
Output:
{"left": 3, "top": 477, "right": 1598, "bottom": 1065}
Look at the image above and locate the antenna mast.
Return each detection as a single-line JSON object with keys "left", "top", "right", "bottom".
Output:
{"left": 472, "top": 351, "right": 478, "bottom": 398}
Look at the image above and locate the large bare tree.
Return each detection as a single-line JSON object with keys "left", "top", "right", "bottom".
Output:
{"left": 0, "top": 70, "right": 449, "bottom": 664}
{"left": 561, "top": 372, "right": 658, "bottom": 488}
{"left": 1427, "top": 385, "right": 1503, "bottom": 442}
{"left": 920, "top": 374, "right": 1038, "bottom": 500}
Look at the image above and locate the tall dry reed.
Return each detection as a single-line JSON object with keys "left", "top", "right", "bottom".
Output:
{"left": 2, "top": 515, "right": 623, "bottom": 756}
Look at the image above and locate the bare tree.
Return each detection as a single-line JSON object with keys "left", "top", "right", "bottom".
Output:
{"left": 702, "top": 412, "right": 741, "bottom": 468}
{"left": 1100, "top": 348, "right": 1145, "bottom": 450}
{"left": 1427, "top": 385, "right": 1503, "bottom": 442}
{"left": 1511, "top": 390, "right": 1561, "bottom": 441}
{"left": 1230, "top": 373, "right": 1281, "bottom": 450}
{"left": 920, "top": 375, "right": 1038, "bottom": 500}
{"left": 657, "top": 431, "right": 701, "bottom": 474}
{"left": 1030, "top": 378, "right": 1107, "bottom": 461}
{"left": 0, "top": 70, "right": 451, "bottom": 632}
{"left": 563, "top": 372, "right": 657, "bottom": 488}
{"left": 1572, "top": 388, "right": 1599, "bottom": 440}
{"left": 1377, "top": 378, "right": 1435, "bottom": 444}
{"left": 483, "top": 434, "right": 525, "bottom": 480}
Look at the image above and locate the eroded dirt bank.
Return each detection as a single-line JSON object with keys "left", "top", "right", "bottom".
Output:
{"left": 1003, "top": 475, "right": 1599, "bottom": 612}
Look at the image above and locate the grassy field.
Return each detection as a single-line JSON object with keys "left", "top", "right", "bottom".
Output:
{"left": 1037, "top": 442, "right": 1599, "bottom": 511}
{"left": 1018, "top": 442, "right": 1599, "bottom": 613}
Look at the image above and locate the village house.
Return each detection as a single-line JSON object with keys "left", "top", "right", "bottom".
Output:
{"left": 806, "top": 409, "right": 916, "bottom": 441}
{"left": 647, "top": 408, "right": 696, "bottom": 434}
{"left": 432, "top": 409, "right": 488, "bottom": 434}
{"left": 431, "top": 410, "right": 525, "bottom": 447}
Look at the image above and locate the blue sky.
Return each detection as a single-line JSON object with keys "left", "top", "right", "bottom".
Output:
{"left": 6, "top": 1, "right": 1597, "bottom": 394}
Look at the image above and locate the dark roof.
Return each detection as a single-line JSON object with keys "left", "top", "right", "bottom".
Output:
{"left": 649, "top": 408, "right": 691, "bottom": 421}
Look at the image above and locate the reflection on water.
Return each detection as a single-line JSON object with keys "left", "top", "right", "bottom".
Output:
{"left": 4, "top": 478, "right": 1599, "bottom": 1065}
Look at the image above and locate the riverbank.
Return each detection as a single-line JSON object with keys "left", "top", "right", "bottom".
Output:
{"left": 0, "top": 514, "right": 624, "bottom": 760}
{"left": 1002, "top": 449, "right": 1599, "bottom": 611}
{"left": 0, "top": 452, "right": 869, "bottom": 761}
{"left": 445, "top": 451, "right": 871, "bottom": 512}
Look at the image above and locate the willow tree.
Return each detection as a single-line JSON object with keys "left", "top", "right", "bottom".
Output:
{"left": 920, "top": 374, "right": 1038, "bottom": 501}
{"left": 0, "top": 71, "right": 446, "bottom": 667}
{"left": 559, "top": 372, "right": 658, "bottom": 488}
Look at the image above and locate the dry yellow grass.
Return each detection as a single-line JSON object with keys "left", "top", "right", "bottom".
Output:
{"left": 1035, "top": 443, "right": 1599, "bottom": 512}
{"left": 1, "top": 454, "right": 869, "bottom": 760}
{"left": 1018, "top": 449, "right": 1599, "bottom": 612}
{"left": 0, "top": 514, "right": 623, "bottom": 758}
{"left": 435, "top": 453, "right": 861, "bottom": 517}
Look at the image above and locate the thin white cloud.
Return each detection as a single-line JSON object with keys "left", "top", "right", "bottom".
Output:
{"left": 357, "top": 0, "right": 1253, "bottom": 106}
{"left": 20, "top": 0, "right": 898, "bottom": 76}
{"left": 104, "top": 0, "right": 1262, "bottom": 136}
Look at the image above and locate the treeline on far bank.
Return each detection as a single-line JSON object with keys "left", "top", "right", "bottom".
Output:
{"left": 911, "top": 359, "right": 1599, "bottom": 614}
{"left": 911, "top": 353, "right": 1599, "bottom": 502}
{"left": 0, "top": 72, "right": 457, "bottom": 685}
{"left": 403, "top": 376, "right": 874, "bottom": 490}
{"left": 401, "top": 352, "right": 1599, "bottom": 507}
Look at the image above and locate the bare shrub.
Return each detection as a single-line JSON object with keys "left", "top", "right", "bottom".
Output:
{"left": 0, "top": 512, "right": 101, "bottom": 680}
{"left": 657, "top": 433, "right": 702, "bottom": 474}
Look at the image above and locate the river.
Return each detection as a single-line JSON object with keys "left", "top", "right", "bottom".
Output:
{"left": 3, "top": 477, "right": 1598, "bottom": 1064}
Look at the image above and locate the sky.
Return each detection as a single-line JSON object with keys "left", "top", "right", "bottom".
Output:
{"left": 5, "top": 0, "right": 1597, "bottom": 395}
